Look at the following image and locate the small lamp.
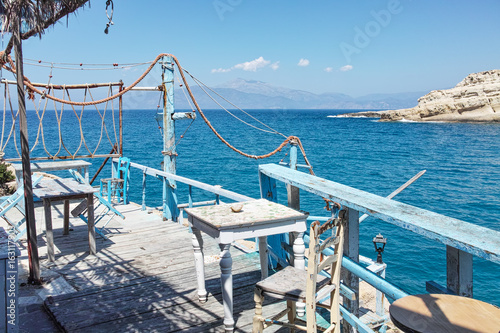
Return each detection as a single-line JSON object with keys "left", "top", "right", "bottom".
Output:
{"left": 372, "top": 233, "right": 387, "bottom": 264}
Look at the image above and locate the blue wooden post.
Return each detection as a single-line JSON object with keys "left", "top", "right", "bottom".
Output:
{"left": 286, "top": 141, "right": 300, "bottom": 265}
{"left": 259, "top": 170, "right": 284, "bottom": 268}
{"left": 342, "top": 207, "right": 360, "bottom": 333}
{"left": 161, "top": 55, "right": 179, "bottom": 221}
{"left": 259, "top": 172, "right": 277, "bottom": 203}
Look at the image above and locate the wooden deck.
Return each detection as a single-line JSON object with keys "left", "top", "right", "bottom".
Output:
{"left": 9, "top": 201, "right": 288, "bottom": 332}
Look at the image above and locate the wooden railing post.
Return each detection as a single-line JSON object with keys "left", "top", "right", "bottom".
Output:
{"left": 447, "top": 245, "right": 473, "bottom": 297}
{"left": 259, "top": 172, "right": 277, "bottom": 203}
{"left": 141, "top": 170, "right": 147, "bottom": 211}
{"left": 161, "top": 55, "right": 179, "bottom": 222}
{"left": 376, "top": 264, "right": 387, "bottom": 316}
{"left": 259, "top": 171, "right": 285, "bottom": 269}
{"left": 287, "top": 140, "right": 300, "bottom": 210}
{"left": 342, "top": 207, "right": 359, "bottom": 333}
{"left": 286, "top": 141, "right": 299, "bottom": 266}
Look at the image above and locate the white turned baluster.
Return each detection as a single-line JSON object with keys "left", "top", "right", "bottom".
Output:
{"left": 293, "top": 231, "right": 306, "bottom": 317}
{"left": 191, "top": 227, "right": 207, "bottom": 302}
{"left": 219, "top": 243, "right": 234, "bottom": 332}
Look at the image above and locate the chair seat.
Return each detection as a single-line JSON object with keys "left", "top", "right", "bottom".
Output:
{"left": 101, "top": 178, "right": 124, "bottom": 184}
{"left": 256, "top": 266, "right": 333, "bottom": 301}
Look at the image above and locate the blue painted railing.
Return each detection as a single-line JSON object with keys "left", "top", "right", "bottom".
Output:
{"left": 124, "top": 160, "right": 252, "bottom": 221}
{"left": 259, "top": 163, "right": 500, "bottom": 331}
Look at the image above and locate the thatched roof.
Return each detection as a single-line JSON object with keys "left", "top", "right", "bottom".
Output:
{"left": 0, "top": 0, "right": 89, "bottom": 56}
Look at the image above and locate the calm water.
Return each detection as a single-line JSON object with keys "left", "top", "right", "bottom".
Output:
{"left": 5, "top": 108, "right": 500, "bottom": 306}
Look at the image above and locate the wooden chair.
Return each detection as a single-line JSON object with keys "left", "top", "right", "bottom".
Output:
{"left": 68, "top": 169, "right": 125, "bottom": 239}
{"left": 253, "top": 211, "right": 345, "bottom": 333}
{"left": 0, "top": 174, "right": 43, "bottom": 241}
{"left": 99, "top": 157, "right": 130, "bottom": 204}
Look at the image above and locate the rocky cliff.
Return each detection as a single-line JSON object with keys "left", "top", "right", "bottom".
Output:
{"left": 340, "top": 70, "right": 500, "bottom": 122}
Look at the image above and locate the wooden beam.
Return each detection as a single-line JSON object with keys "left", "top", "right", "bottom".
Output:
{"left": 358, "top": 170, "right": 426, "bottom": 223}
{"left": 14, "top": 17, "right": 40, "bottom": 284}
{"left": 161, "top": 55, "right": 179, "bottom": 221}
{"left": 0, "top": 79, "right": 123, "bottom": 89}
{"left": 447, "top": 245, "right": 473, "bottom": 297}
{"left": 341, "top": 208, "right": 359, "bottom": 333}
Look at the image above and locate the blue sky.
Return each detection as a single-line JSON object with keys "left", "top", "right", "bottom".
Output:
{"left": 7, "top": 0, "right": 500, "bottom": 97}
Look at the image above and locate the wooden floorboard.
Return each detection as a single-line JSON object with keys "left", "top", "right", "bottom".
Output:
{"left": 10, "top": 202, "right": 274, "bottom": 332}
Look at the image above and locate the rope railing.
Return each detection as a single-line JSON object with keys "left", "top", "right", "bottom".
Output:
{"left": 2, "top": 53, "right": 318, "bottom": 171}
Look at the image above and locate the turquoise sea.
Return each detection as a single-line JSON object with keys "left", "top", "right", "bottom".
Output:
{"left": 5, "top": 108, "right": 500, "bottom": 306}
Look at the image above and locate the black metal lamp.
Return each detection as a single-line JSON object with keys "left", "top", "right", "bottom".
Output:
{"left": 372, "top": 233, "right": 387, "bottom": 264}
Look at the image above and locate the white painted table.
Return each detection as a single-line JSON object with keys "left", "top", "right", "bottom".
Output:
{"left": 13, "top": 160, "right": 91, "bottom": 188}
{"left": 33, "top": 178, "right": 97, "bottom": 262}
{"left": 185, "top": 199, "right": 307, "bottom": 333}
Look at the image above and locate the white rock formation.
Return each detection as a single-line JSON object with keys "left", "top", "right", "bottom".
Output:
{"left": 344, "top": 70, "right": 500, "bottom": 122}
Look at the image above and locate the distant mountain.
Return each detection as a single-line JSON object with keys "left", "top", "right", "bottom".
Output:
{"left": 124, "top": 78, "right": 426, "bottom": 110}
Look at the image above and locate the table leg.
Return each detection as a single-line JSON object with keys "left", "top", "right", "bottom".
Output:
{"left": 191, "top": 227, "right": 207, "bottom": 302}
{"left": 63, "top": 200, "right": 70, "bottom": 235}
{"left": 219, "top": 243, "right": 234, "bottom": 333}
{"left": 87, "top": 193, "right": 96, "bottom": 255}
{"left": 293, "top": 231, "right": 306, "bottom": 317}
{"left": 107, "top": 180, "right": 112, "bottom": 203}
{"left": 84, "top": 166, "right": 89, "bottom": 184}
{"left": 258, "top": 236, "right": 268, "bottom": 280}
{"left": 43, "top": 199, "right": 55, "bottom": 262}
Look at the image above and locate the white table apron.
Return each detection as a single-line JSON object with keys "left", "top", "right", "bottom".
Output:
{"left": 185, "top": 199, "right": 307, "bottom": 333}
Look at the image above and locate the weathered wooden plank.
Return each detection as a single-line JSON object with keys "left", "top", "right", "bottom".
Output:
{"left": 446, "top": 245, "right": 473, "bottom": 297}
{"left": 259, "top": 163, "right": 500, "bottom": 263}
{"left": 48, "top": 269, "right": 261, "bottom": 321}
{"left": 60, "top": 248, "right": 257, "bottom": 292}
{"left": 22, "top": 201, "right": 279, "bottom": 332}
{"left": 46, "top": 258, "right": 262, "bottom": 331}
{"left": 33, "top": 178, "right": 97, "bottom": 200}
{"left": 12, "top": 160, "right": 91, "bottom": 184}
{"left": 66, "top": 281, "right": 268, "bottom": 333}
{"left": 49, "top": 225, "right": 187, "bottom": 251}
{"left": 48, "top": 251, "right": 261, "bottom": 302}
{"left": 342, "top": 208, "right": 359, "bottom": 333}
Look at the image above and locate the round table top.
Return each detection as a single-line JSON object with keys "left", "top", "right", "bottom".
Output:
{"left": 389, "top": 294, "right": 500, "bottom": 333}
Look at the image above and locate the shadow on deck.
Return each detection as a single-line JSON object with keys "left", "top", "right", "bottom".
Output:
{"left": 10, "top": 201, "right": 286, "bottom": 332}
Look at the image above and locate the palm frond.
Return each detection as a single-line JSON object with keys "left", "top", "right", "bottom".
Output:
{"left": 0, "top": 0, "right": 89, "bottom": 56}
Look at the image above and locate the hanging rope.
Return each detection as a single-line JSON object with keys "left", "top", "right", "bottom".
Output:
{"left": 1, "top": 52, "right": 314, "bottom": 167}
{"left": 29, "top": 64, "right": 55, "bottom": 154}
{"left": 1, "top": 53, "right": 165, "bottom": 106}
{"left": 0, "top": 81, "right": 120, "bottom": 160}
{"left": 0, "top": 82, "right": 19, "bottom": 158}
{"left": 23, "top": 58, "right": 153, "bottom": 71}
{"left": 185, "top": 70, "right": 287, "bottom": 138}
